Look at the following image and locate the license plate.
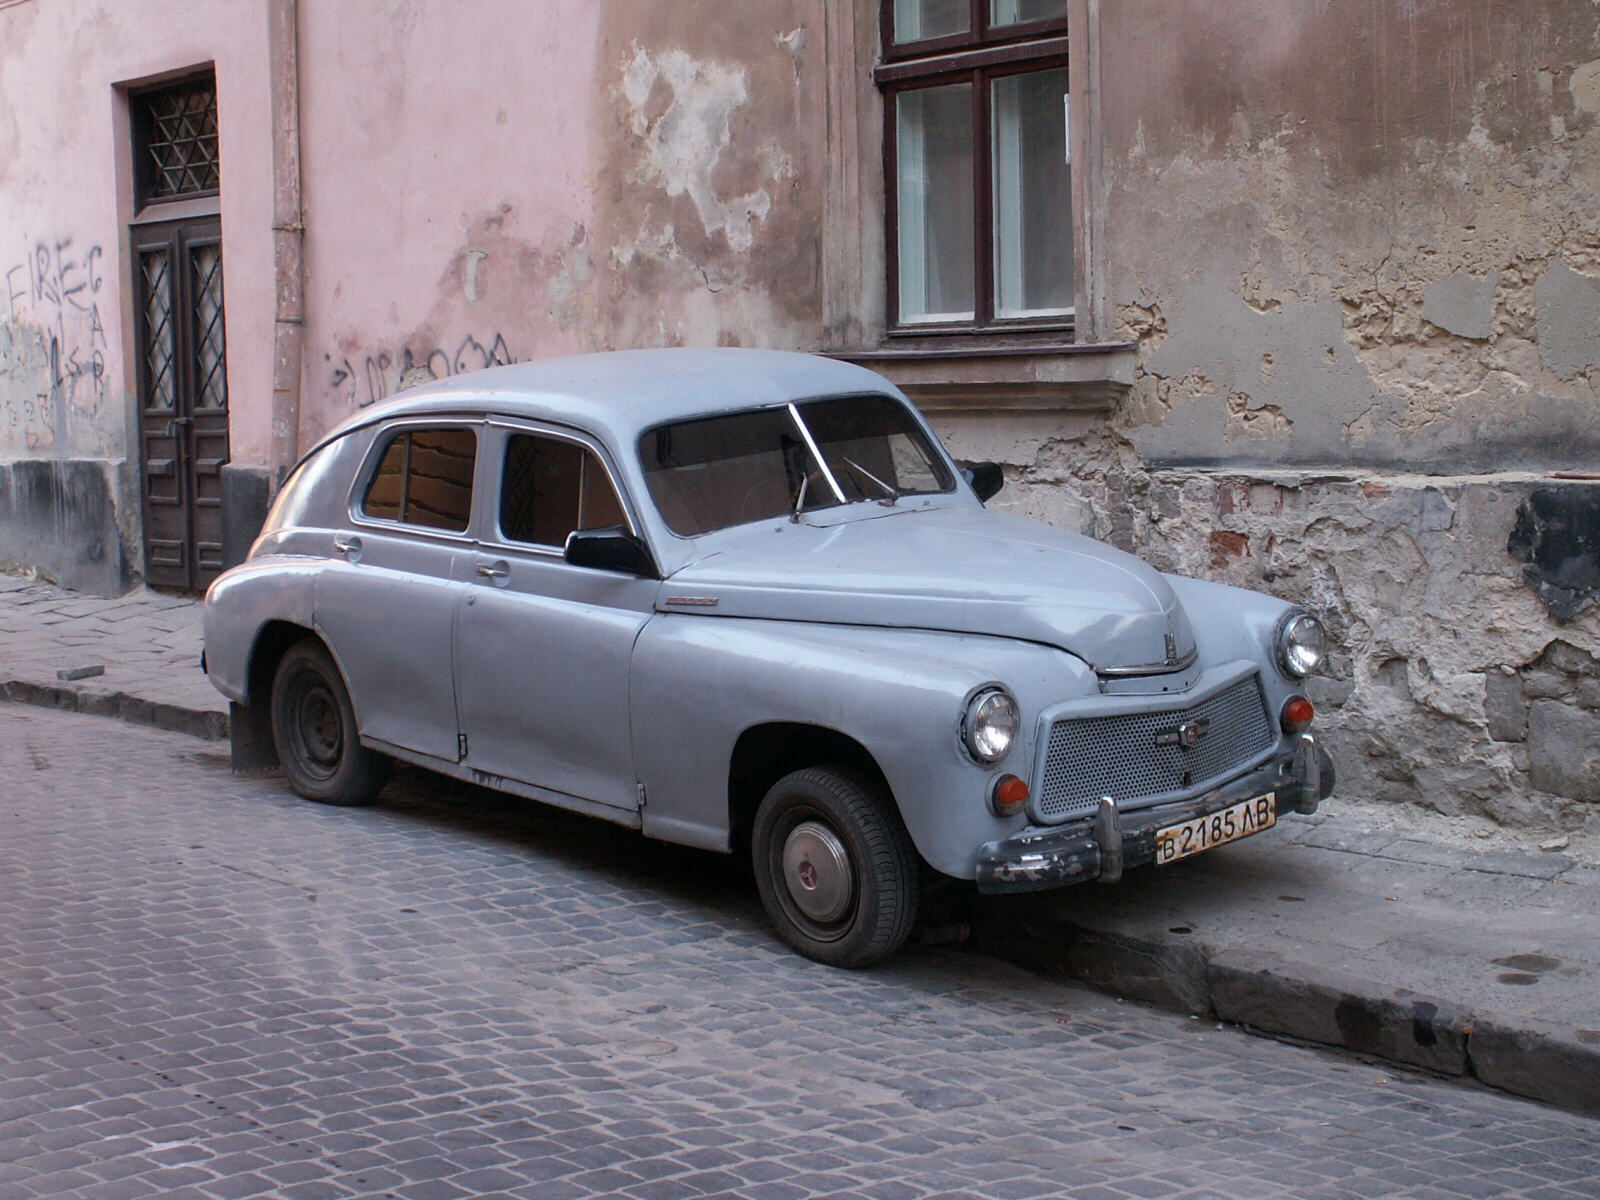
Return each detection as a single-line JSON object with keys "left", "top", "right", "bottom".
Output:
{"left": 1155, "top": 793, "right": 1276, "bottom": 865}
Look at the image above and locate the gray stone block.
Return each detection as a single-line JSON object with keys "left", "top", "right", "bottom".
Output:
{"left": 1422, "top": 271, "right": 1498, "bottom": 340}
{"left": 1464, "top": 848, "right": 1574, "bottom": 880}
{"left": 1483, "top": 669, "right": 1527, "bottom": 742}
{"left": 1526, "top": 700, "right": 1600, "bottom": 799}
{"left": 1468, "top": 1018, "right": 1600, "bottom": 1118}
{"left": 221, "top": 464, "right": 273, "bottom": 572}
{"left": 1535, "top": 258, "right": 1600, "bottom": 381}
{"left": 969, "top": 911, "right": 1212, "bottom": 1015}
{"left": 0, "top": 459, "right": 128, "bottom": 596}
{"left": 1207, "top": 949, "right": 1471, "bottom": 1075}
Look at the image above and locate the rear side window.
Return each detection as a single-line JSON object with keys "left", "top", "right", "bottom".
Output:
{"left": 359, "top": 426, "right": 477, "bottom": 532}
{"left": 499, "top": 433, "right": 626, "bottom": 547}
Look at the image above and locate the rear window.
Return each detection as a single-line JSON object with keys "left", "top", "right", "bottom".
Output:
{"left": 359, "top": 426, "right": 477, "bottom": 532}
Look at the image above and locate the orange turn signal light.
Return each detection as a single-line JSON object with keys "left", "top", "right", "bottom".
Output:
{"left": 991, "top": 773, "right": 1030, "bottom": 817}
{"left": 1281, "top": 695, "right": 1315, "bottom": 733}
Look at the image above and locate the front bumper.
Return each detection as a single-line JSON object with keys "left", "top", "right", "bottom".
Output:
{"left": 974, "top": 734, "right": 1335, "bottom": 894}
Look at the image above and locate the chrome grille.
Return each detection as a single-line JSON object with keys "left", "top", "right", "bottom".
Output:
{"left": 1036, "top": 674, "right": 1276, "bottom": 820}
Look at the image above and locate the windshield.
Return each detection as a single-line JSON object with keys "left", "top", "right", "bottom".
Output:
{"left": 639, "top": 394, "right": 956, "bottom": 537}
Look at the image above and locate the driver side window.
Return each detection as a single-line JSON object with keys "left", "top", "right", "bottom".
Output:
{"left": 499, "top": 433, "right": 625, "bottom": 547}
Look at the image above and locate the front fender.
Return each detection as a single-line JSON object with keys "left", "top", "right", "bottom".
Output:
{"left": 630, "top": 615, "right": 1096, "bottom": 876}
{"left": 202, "top": 559, "right": 319, "bottom": 703}
{"left": 1164, "top": 574, "right": 1311, "bottom": 721}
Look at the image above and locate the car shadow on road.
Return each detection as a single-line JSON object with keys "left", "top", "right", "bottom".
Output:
{"left": 374, "top": 762, "right": 762, "bottom": 906}
{"left": 333, "top": 762, "right": 1025, "bottom": 974}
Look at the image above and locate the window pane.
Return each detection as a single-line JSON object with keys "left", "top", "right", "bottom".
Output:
{"left": 989, "top": 0, "right": 1068, "bottom": 28}
{"left": 140, "top": 76, "right": 220, "bottom": 201}
{"left": 897, "top": 83, "right": 974, "bottom": 324}
{"left": 140, "top": 248, "right": 175, "bottom": 411}
{"left": 640, "top": 408, "right": 814, "bottom": 536}
{"left": 992, "top": 67, "right": 1073, "bottom": 318}
{"left": 798, "top": 395, "right": 955, "bottom": 498}
{"left": 404, "top": 427, "right": 476, "bottom": 532}
{"left": 894, "top": 0, "right": 969, "bottom": 42}
{"left": 578, "top": 455, "right": 626, "bottom": 531}
{"left": 502, "top": 434, "right": 627, "bottom": 546}
{"left": 362, "top": 433, "right": 407, "bottom": 520}
{"left": 190, "top": 242, "right": 227, "bottom": 410}
{"left": 640, "top": 398, "right": 954, "bottom": 536}
{"left": 500, "top": 435, "right": 576, "bottom": 545}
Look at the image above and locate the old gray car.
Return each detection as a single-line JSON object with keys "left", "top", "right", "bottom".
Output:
{"left": 204, "top": 348, "right": 1334, "bottom": 966}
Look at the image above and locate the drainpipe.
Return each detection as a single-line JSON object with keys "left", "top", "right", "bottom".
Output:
{"left": 267, "top": 0, "right": 304, "bottom": 478}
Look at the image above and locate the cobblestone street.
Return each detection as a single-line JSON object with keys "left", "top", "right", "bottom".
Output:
{"left": 4, "top": 704, "right": 1598, "bottom": 1200}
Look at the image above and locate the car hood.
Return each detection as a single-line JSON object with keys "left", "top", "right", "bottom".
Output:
{"left": 658, "top": 505, "right": 1196, "bottom": 672}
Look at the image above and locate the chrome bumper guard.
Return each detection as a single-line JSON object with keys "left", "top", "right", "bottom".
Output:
{"left": 974, "top": 735, "right": 1335, "bottom": 894}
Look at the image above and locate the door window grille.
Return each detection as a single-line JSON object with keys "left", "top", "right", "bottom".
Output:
{"left": 191, "top": 243, "right": 227, "bottom": 408}
{"left": 133, "top": 73, "right": 220, "bottom": 206}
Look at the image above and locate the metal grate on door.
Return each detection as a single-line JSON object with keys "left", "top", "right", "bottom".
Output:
{"left": 140, "top": 79, "right": 220, "bottom": 199}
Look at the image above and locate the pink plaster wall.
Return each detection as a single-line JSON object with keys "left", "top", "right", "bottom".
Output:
{"left": 0, "top": 0, "right": 276, "bottom": 464}
{"left": 296, "top": 0, "right": 603, "bottom": 443}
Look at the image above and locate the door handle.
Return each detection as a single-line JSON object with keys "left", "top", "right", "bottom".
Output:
{"left": 165, "top": 416, "right": 193, "bottom": 438}
{"left": 475, "top": 560, "right": 509, "bottom": 583}
{"left": 332, "top": 534, "right": 362, "bottom": 558}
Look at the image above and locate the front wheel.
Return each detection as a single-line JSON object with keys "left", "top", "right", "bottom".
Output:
{"left": 270, "top": 640, "right": 391, "bottom": 806}
{"left": 751, "top": 767, "right": 919, "bottom": 967}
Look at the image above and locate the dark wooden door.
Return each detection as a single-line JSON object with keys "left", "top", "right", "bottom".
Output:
{"left": 134, "top": 218, "right": 229, "bottom": 591}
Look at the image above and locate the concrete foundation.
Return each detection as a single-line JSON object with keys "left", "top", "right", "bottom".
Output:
{"left": 0, "top": 458, "right": 128, "bottom": 595}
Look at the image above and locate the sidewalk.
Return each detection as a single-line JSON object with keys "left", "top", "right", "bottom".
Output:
{"left": 2, "top": 569, "right": 1597, "bottom": 1118}
{"left": 0, "top": 571, "right": 226, "bottom": 739}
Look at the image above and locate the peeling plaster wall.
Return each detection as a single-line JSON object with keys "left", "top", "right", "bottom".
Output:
{"left": 1100, "top": 0, "right": 1600, "bottom": 473}
{"left": 590, "top": 0, "right": 824, "bottom": 354}
{"left": 296, "top": 0, "right": 829, "bottom": 443}
{"left": 932, "top": 0, "right": 1600, "bottom": 835}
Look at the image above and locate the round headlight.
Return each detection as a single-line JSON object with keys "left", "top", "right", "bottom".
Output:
{"left": 964, "top": 688, "right": 1019, "bottom": 763}
{"left": 1277, "top": 611, "right": 1326, "bottom": 678}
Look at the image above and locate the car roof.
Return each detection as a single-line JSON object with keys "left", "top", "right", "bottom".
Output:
{"left": 306, "top": 348, "right": 901, "bottom": 457}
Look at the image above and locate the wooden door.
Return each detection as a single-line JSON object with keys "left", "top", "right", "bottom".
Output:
{"left": 134, "top": 218, "right": 229, "bottom": 591}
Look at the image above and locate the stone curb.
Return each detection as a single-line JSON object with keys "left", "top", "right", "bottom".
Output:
{"left": 1, "top": 677, "right": 229, "bottom": 741}
{"left": 971, "top": 911, "right": 1600, "bottom": 1120}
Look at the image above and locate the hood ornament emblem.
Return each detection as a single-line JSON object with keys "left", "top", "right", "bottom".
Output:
{"left": 1165, "top": 633, "right": 1178, "bottom": 665}
{"left": 1155, "top": 717, "right": 1210, "bottom": 749}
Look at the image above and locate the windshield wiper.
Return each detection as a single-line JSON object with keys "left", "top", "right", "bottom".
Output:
{"left": 791, "top": 472, "right": 810, "bottom": 523}
{"left": 841, "top": 456, "right": 898, "bottom": 502}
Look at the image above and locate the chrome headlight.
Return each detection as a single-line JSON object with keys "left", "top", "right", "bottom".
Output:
{"left": 1276, "top": 611, "right": 1326, "bottom": 678}
{"left": 963, "top": 687, "right": 1019, "bottom": 763}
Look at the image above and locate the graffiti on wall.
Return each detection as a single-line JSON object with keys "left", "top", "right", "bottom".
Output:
{"left": 1, "top": 235, "right": 109, "bottom": 452}
{"left": 326, "top": 331, "right": 518, "bottom": 410}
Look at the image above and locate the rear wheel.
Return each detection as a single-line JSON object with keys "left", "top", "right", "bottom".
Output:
{"left": 270, "top": 640, "right": 390, "bottom": 806}
{"left": 751, "top": 767, "right": 919, "bottom": 967}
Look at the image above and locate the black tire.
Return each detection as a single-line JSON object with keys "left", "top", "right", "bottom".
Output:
{"left": 751, "top": 766, "right": 919, "bottom": 968}
{"left": 269, "top": 640, "right": 391, "bottom": 806}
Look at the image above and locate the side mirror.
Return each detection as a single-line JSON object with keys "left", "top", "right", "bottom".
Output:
{"left": 564, "top": 527, "right": 659, "bottom": 578}
{"left": 963, "top": 461, "right": 1004, "bottom": 504}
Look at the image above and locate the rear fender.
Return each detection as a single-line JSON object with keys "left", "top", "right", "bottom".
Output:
{"left": 202, "top": 560, "right": 319, "bottom": 703}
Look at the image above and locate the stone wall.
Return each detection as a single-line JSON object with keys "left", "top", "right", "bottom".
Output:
{"left": 948, "top": 0, "right": 1600, "bottom": 838}
{"left": 917, "top": 447, "right": 1599, "bottom": 840}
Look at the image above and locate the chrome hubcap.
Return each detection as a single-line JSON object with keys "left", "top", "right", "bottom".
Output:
{"left": 781, "top": 820, "right": 853, "bottom": 923}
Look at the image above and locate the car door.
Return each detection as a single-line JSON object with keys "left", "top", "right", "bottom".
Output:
{"left": 453, "top": 422, "right": 656, "bottom": 811}
{"left": 315, "top": 421, "right": 479, "bottom": 765}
